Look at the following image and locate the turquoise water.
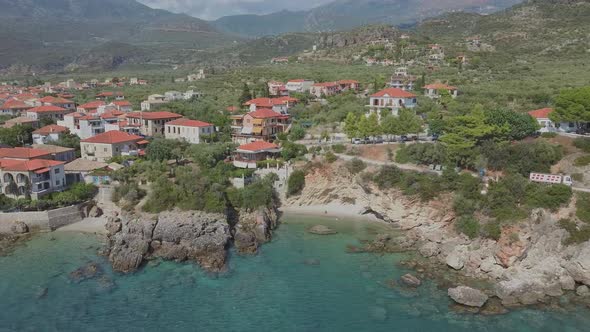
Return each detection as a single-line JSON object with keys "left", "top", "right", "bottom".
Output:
{"left": 0, "top": 215, "right": 589, "bottom": 331}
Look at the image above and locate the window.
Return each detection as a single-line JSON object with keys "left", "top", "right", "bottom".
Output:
{"left": 54, "top": 168, "right": 60, "bottom": 174}
{"left": 104, "top": 148, "right": 108, "bottom": 152}
{"left": 55, "top": 180, "right": 60, "bottom": 186}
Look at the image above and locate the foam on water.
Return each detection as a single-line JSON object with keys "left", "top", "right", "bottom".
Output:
{"left": 0, "top": 215, "right": 588, "bottom": 331}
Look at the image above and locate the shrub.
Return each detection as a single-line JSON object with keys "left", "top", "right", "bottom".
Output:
{"left": 541, "top": 132, "right": 557, "bottom": 138}
{"left": 256, "top": 159, "right": 285, "bottom": 168}
{"left": 324, "top": 152, "right": 338, "bottom": 163}
{"left": 525, "top": 183, "right": 572, "bottom": 211}
{"left": 572, "top": 173, "right": 584, "bottom": 182}
{"left": 455, "top": 215, "right": 480, "bottom": 239}
{"left": 373, "top": 165, "right": 403, "bottom": 189}
{"left": 574, "top": 138, "right": 590, "bottom": 153}
{"left": 287, "top": 170, "right": 306, "bottom": 197}
{"left": 576, "top": 193, "right": 590, "bottom": 223}
{"left": 574, "top": 155, "right": 590, "bottom": 167}
{"left": 482, "top": 221, "right": 502, "bottom": 241}
{"left": 281, "top": 142, "right": 308, "bottom": 160}
{"left": 112, "top": 182, "right": 146, "bottom": 210}
{"left": 453, "top": 195, "right": 479, "bottom": 216}
{"left": 331, "top": 144, "right": 346, "bottom": 154}
{"left": 559, "top": 219, "right": 590, "bottom": 245}
{"left": 346, "top": 158, "right": 366, "bottom": 174}
{"left": 395, "top": 143, "right": 447, "bottom": 166}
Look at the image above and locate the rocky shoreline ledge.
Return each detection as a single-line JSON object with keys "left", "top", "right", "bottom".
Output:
{"left": 103, "top": 207, "right": 279, "bottom": 274}
{"left": 285, "top": 162, "right": 590, "bottom": 312}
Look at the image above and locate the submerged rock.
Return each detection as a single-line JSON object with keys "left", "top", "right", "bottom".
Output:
{"left": 400, "top": 274, "right": 422, "bottom": 287}
{"left": 577, "top": 285, "right": 590, "bottom": 297}
{"left": 303, "top": 258, "right": 321, "bottom": 266}
{"left": 448, "top": 286, "right": 489, "bottom": 308}
{"left": 69, "top": 262, "right": 102, "bottom": 283}
{"left": 10, "top": 221, "right": 29, "bottom": 235}
{"left": 308, "top": 225, "right": 338, "bottom": 235}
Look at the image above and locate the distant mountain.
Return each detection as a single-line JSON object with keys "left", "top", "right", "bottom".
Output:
{"left": 416, "top": 0, "right": 590, "bottom": 57}
{"left": 0, "top": 0, "right": 236, "bottom": 74}
{"left": 213, "top": 0, "right": 524, "bottom": 37}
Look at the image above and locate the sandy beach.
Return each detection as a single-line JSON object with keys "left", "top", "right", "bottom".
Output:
{"left": 55, "top": 217, "right": 107, "bottom": 235}
{"left": 280, "top": 203, "right": 381, "bottom": 222}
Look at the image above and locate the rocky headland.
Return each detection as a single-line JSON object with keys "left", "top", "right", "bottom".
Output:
{"left": 284, "top": 161, "right": 590, "bottom": 310}
{"left": 103, "top": 207, "right": 279, "bottom": 274}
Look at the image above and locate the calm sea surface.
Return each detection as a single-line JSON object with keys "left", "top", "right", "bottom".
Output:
{"left": 0, "top": 215, "right": 588, "bottom": 331}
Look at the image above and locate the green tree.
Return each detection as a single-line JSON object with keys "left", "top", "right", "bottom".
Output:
{"left": 550, "top": 86, "right": 590, "bottom": 124}
{"left": 0, "top": 125, "right": 34, "bottom": 147}
{"left": 146, "top": 139, "right": 187, "bottom": 162}
{"left": 366, "top": 112, "right": 382, "bottom": 137}
{"left": 381, "top": 114, "right": 400, "bottom": 140}
{"left": 287, "top": 170, "right": 306, "bottom": 196}
{"left": 343, "top": 112, "right": 359, "bottom": 140}
{"left": 484, "top": 108, "right": 539, "bottom": 141}
{"left": 397, "top": 108, "right": 423, "bottom": 137}
{"left": 238, "top": 83, "right": 252, "bottom": 105}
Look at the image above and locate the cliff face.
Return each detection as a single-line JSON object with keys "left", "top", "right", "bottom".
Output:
{"left": 285, "top": 161, "right": 590, "bottom": 306}
{"left": 104, "top": 207, "right": 279, "bottom": 274}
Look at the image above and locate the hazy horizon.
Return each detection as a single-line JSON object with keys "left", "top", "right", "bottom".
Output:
{"left": 137, "top": 0, "right": 334, "bottom": 20}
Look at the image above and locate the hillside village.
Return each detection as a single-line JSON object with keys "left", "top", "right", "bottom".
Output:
{"left": 2, "top": 0, "right": 590, "bottom": 315}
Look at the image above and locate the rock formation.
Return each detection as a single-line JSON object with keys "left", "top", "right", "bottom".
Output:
{"left": 448, "top": 286, "right": 489, "bottom": 307}
{"left": 105, "top": 207, "right": 279, "bottom": 273}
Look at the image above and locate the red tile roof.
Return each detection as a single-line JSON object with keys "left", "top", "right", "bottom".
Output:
{"left": 1, "top": 99, "right": 31, "bottom": 110}
{"left": 166, "top": 118, "right": 213, "bottom": 128}
{"left": 39, "top": 96, "right": 73, "bottom": 104}
{"left": 33, "top": 125, "right": 68, "bottom": 135}
{"left": 0, "top": 147, "right": 52, "bottom": 160}
{"left": 371, "top": 88, "right": 417, "bottom": 98}
{"left": 126, "top": 111, "right": 182, "bottom": 120}
{"left": 244, "top": 97, "right": 297, "bottom": 107}
{"left": 528, "top": 108, "right": 554, "bottom": 119}
{"left": 81, "top": 131, "right": 143, "bottom": 144}
{"left": 79, "top": 101, "right": 105, "bottom": 109}
{"left": 0, "top": 158, "right": 64, "bottom": 172}
{"left": 423, "top": 83, "right": 458, "bottom": 90}
{"left": 112, "top": 100, "right": 131, "bottom": 107}
{"left": 27, "top": 105, "right": 68, "bottom": 113}
{"left": 248, "top": 108, "right": 284, "bottom": 119}
{"left": 237, "top": 141, "right": 279, "bottom": 152}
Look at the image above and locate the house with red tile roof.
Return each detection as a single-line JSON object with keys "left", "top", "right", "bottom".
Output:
{"left": 423, "top": 83, "right": 459, "bottom": 99}
{"left": 268, "top": 81, "right": 288, "bottom": 97}
{"left": 78, "top": 101, "right": 106, "bottom": 113}
{"left": 310, "top": 82, "right": 341, "bottom": 98}
{"left": 527, "top": 108, "right": 579, "bottom": 134}
{"left": 126, "top": 111, "right": 183, "bottom": 136}
{"left": 81, "top": 131, "right": 145, "bottom": 162}
{"left": 164, "top": 118, "right": 215, "bottom": 144}
{"left": 3, "top": 116, "right": 39, "bottom": 129}
{"left": 0, "top": 147, "right": 53, "bottom": 160}
{"left": 26, "top": 105, "right": 74, "bottom": 121}
{"left": 110, "top": 100, "right": 132, "bottom": 112}
{"left": 368, "top": 88, "right": 418, "bottom": 117}
{"left": 243, "top": 97, "right": 298, "bottom": 114}
{"left": 230, "top": 108, "right": 290, "bottom": 144}
{"left": 0, "top": 157, "right": 66, "bottom": 199}
{"left": 32, "top": 125, "right": 69, "bottom": 145}
{"left": 0, "top": 99, "right": 33, "bottom": 116}
{"left": 233, "top": 141, "right": 282, "bottom": 169}
{"left": 39, "top": 96, "right": 76, "bottom": 110}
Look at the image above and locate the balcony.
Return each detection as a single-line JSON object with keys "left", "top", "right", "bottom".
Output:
{"left": 121, "top": 150, "right": 139, "bottom": 157}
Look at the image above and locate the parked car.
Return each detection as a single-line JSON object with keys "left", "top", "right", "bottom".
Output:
{"left": 400, "top": 135, "right": 409, "bottom": 142}
{"left": 352, "top": 138, "right": 363, "bottom": 145}
{"left": 372, "top": 136, "right": 384, "bottom": 144}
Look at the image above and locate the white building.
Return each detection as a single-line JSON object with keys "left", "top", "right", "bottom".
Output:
{"left": 164, "top": 118, "right": 215, "bottom": 144}
{"left": 528, "top": 108, "right": 578, "bottom": 133}
{"left": 32, "top": 125, "right": 68, "bottom": 145}
{"left": 141, "top": 94, "right": 168, "bottom": 111}
{"left": 367, "top": 88, "right": 418, "bottom": 117}
{"left": 285, "top": 79, "right": 314, "bottom": 93}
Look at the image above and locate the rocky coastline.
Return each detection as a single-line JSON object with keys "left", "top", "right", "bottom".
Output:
{"left": 284, "top": 161, "right": 590, "bottom": 312}
{"left": 103, "top": 206, "right": 279, "bottom": 274}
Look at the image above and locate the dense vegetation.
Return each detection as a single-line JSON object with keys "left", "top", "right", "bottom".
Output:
{"left": 0, "top": 183, "right": 97, "bottom": 211}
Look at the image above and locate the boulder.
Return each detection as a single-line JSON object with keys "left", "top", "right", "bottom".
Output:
{"left": 233, "top": 228, "right": 258, "bottom": 254}
{"left": 10, "top": 221, "right": 29, "bottom": 234}
{"left": 400, "top": 273, "right": 422, "bottom": 287}
{"left": 448, "top": 286, "right": 489, "bottom": 308}
{"left": 308, "top": 225, "right": 337, "bottom": 235}
{"left": 419, "top": 242, "right": 439, "bottom": 258}
{"left": 69, "top": 262, "right": 102, "bottom": 283}
{"left": 105, "top": 217, "right": 122, "bottom": 236}
{"left": 577, "top": 285, "right": 590, "bottom": 297}
{"left": 88, "top": 205, "right": 103, "bottom": 218}
{"left": 446, "top": 250, "right": 465, "bottom": 270}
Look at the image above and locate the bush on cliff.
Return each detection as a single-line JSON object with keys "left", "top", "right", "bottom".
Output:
{"left": 455, "top": 215, "right": 480, "bottom": 239}
{"left": 287, "top": 170, "right": 306, "bottom": 197}
{"left": 576, "top": 193, "right": 590, "bottom": 223}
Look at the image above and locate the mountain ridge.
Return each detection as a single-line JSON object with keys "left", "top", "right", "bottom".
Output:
{"left": 213, "top": 0, "right": 524, "bottom": 37}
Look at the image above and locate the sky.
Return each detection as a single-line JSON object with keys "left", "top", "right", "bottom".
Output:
{"left": 138, "top": 0, "right": 333, "bottom": 20}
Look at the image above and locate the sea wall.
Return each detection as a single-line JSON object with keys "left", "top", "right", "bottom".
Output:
{"left": 0, "top": 204, "right": 84, "bottom": 234}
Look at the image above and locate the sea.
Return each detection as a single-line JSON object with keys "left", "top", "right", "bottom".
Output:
{"left": 0, "top": 214, "right": 588, "bottom": 331}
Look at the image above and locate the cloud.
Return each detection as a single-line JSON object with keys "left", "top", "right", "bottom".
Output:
{"left": 138, "top": 0, "right": 332, "bottom": 20}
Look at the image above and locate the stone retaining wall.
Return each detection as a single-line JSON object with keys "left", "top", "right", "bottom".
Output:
{"left": 0, "top": 204, "right": 84, "bottom": 234}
